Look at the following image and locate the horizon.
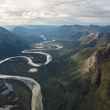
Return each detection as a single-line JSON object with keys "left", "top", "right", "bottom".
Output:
{"left": 3, "top": 24, "right": 110, "bottom": 27}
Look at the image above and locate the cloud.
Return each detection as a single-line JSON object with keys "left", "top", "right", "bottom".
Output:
{"left": 0, "top": 0, "right": 110, "bottom": 25}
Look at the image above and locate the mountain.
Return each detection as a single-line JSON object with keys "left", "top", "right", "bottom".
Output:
{"left": 72, "top": 32, "right": 110, "bottom": 110}
{"left": 0, "top": 27, "right": 28, "bottom": 57}
{"left": 80, "top": 33, "right": 99, "bottom": 45}
{"left": 12, "top": 25, "right": 86, "bottom": 41}
{"left": 12, "top": 25, "right": 110, "bottom": 41}
{"left": 12, "top": 26, "right": 57, "bottom": 41}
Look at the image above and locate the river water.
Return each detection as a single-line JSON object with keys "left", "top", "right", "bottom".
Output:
{"left": 0, "top": 40, "right": 63, "bottom": 110}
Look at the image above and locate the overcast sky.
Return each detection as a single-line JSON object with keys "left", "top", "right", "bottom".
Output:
{"left": 0, "top": 0, "right": 110, "bottom": 25}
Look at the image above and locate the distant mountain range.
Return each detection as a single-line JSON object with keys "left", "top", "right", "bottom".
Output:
{"left": 0, "top": 25, "right": 110, "bottom": 57}
{"left": 11, "top": 25, "right": 110, "bottom": 41}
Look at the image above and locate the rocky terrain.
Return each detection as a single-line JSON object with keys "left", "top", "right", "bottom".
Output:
{"left": 75, "top": 33, "right": 110, "bottom": 110}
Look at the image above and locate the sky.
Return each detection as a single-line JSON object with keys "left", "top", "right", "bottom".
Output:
{"left": 0, "top": 0, "right": 110, "bottom": 25}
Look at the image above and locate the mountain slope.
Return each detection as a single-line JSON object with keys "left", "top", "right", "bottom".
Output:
{"left": 0, "top": 27, "right": 28, "bottom": 57}
{"left": 75, "top": 33, "right": 110, "bottom": 110}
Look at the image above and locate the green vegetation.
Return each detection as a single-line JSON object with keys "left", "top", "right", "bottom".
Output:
{"left": 77, "top": 43, "right": 110, "bottom": 110}
{"left": 96, "top": 59, "right": 110, "bottom": 110}
{"left": 42, "top": 41, "right": 85, "bottom": 110}
{"left": 73, "top": 47, "right": 95, "bottom": 63}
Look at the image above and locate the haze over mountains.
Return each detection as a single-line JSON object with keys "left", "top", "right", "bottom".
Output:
{"left": 1, "top": 25, "right": 110, "bottom": 57}
{"left": 12, "top": 25, "right": 110, "bottom": 41}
